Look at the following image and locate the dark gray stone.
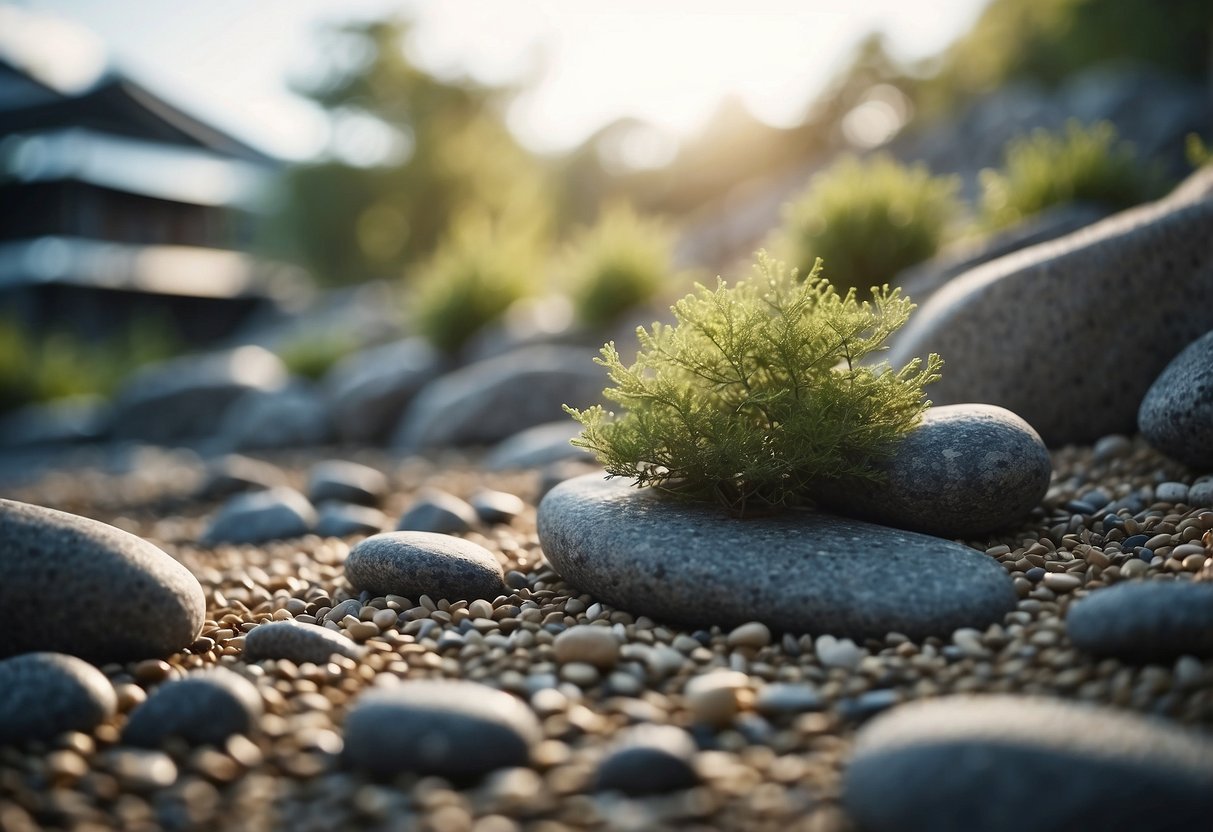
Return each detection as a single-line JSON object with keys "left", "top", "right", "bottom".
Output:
{"left": 111, "top": 346, "right": 289, "bottom": 444}
{"left": 322, "top": 338, "right": 444, "bottom": 444}
{"left": 0, "top": 499, "right": 205, "bottom": 662}
{"left": 469, "top": 489, "right": 526, "bottom": 525}
{"left": 0, "top": 396, "right": 111, "bottom": 448}
{"left": 484, "top": 421, "right": 590, "bottom": 470}
{"left": 242, "top": 620, "right": 363, "bottom": 664}
{"left": 122, "top": 668, "right": 262, "bottom": 748}
{"left": 1189, "top": 479, "right": 1213, "bottom": 508}
{"left": 393, "top": 346, "right": 605, "bottom": 450}
{"left": 755, "top": 683, "right": 825, "bottom": 716}
{"left": 895, "top": 202, "right": 1108, "bottom": 306}
{"left": 397, "top": 489, "right": 478, "bottom": 534}
{"left": 1066, "top": 581, "right": 1213, "bottom": 663}
{"left": 0, "top": 652, "right": 117, "bottom": 744}
{"left": 201, "top": 487, "right": 316, "bottom": 545}
{"left": 815, "top": 404, "right": 1051, "bottom": 538}
{"left": 307, "top": 460, "right": 388, "bottom": 507}
{"left": 219, "top": 382, "right": 331, "bottom": 450}
{"left": 195, "top": 454, "right": 285, "bottom": 500}
{"left": 346, "top": 531, "right": 506, "bottom": 602}
{"left": 537, "top": 475, "right": 1017, "bottom": 640}
{"left": 593, "top": 724, "right": 699, "bottom": 795}
{"left": 344, "top": 680, "right": 540, "bottom": 779}
{"left": 314, "top": 503, "right": 388, "bottom": 538}
{"left": 843, "top": 695, "right": 1213, "bottom": 832}
{"left": 887, "top": 167, "right": 1213, "bottom": 445}
{"left": 1139, "top": 329, "right": 1213, "bottom": 469}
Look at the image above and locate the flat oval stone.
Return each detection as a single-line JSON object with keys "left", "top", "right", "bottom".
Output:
{"left": 1139, "top": 329, "right": 1213, "bottom": 469}
{"left": 122, "top": 668, "right": 262, "bottom": 748}
{"left": 396, "top": 489, "right": 479, "bottom": 534}
{"left": 344, "top": 680, "right": 540, "bottom": 779}
{"left": 346, "top": 531, "right": 506, "bottom": 601}
{"left": 816, "top": 404, "right": 1051, "bottom": 538}
{"left": 307, "top": 460, "right": 389, "bottom": 507}
{"left": 0, "top": 652, "right": 117, "bottom": 744}
{"left": 843, "top": 695, "right": 1213, "bottom": 832}
{"left": 0, "top": 499, "right": 205, "bottom": 662}
{"left": 201, "top": 487, "right": 316, "bottom": 545}
{"left": 314, "top": 503, "right": 388, "bottom": 538}
{"left": 242, "top": 620, "right": 363, "bottom": 664}
{"left": 1066, "top": 581, "right": 1213, "bottom": 662}
{"left": 538, "top": 475, "right": 1016, "bottom": 640}
{"left": 593, "top": 724, "right": 699, "bottom": 795}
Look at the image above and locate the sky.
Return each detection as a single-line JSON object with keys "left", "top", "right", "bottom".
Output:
{"left": 6, "top": 0, "right": 989, "bottom": 161}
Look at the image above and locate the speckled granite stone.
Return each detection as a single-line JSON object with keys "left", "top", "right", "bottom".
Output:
{"left": 537, "top": 474, "right": 1017, "bottom": 640}
{"left": 345, "top": 531, "right": 506, "bottom": 601}
{"left": 888, "top": 167, "right": 1213, "bottom": 446}
{"left": 0, "top": 653, "right": 117, "bottom": 743}
{"left": 1138, "top": 329, "right": 1213, "bottom": 469}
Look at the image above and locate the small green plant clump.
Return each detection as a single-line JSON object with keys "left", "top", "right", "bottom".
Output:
{"left": 562, "top": 203, "right": 676, "bottom": 330}
{"left": 980, "top": 120, "right": 1165, "bottom": 229}
{"left": 777, "top": 154, "right": 960, "bottom": 294}
{"left": 0, "top": 317, "right": 176, "bottom": 413}
{"left": 410, "top": 212, "right": 540, "bottom": 354}
{"left": 566, "top": 253, "right": 942, "bottom": 515}
{"left": 274, "top": 332, "right": 361, "bottom": 381}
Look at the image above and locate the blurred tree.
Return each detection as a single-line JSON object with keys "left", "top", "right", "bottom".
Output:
{"left": 265, "top": 18, "right": 553, "bottom": 285}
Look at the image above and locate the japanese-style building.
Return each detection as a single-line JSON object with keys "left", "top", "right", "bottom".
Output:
{"left": 0, "top": 34, "right": 293, "bottom": 345}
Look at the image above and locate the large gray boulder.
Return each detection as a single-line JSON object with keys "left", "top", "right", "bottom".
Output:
{"left": 393, "top": 346, "right": 606, "bottom": 450}
{"left": 538, "top": 474, "right": 1017, "bottom": 640}
{"left": 887, "top": 167, "right": 1213, "bottom": 446}
{"left": 843, "top": 695, "right": 1213, "bottom": 832}
{"left": 322, "top": 338, "right": 443, "bottom": 444}
{"left": 111, "top": 346, "right": 289, "bottom": 444}
{"left": 0, "top": 499, "right": 206, "bottom": 662}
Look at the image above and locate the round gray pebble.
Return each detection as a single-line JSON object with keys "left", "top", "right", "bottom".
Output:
{"left": 346, "top": 531, "right": 507, "bottom": 601}
{"left": 242, "top": 620, "right": 364, "bottom": 664}
{"left": 314, "top": 503, "right": 388, "bottom": 538}
{"left": 122, "top": 667, "right": 263, "bottom": 748}
{"left": 1066, "top": 581, "right": 1213, "bottom": 662}
{"left": 0, "top": 652, "right": 117, "bottom": 744}
{"left": 344, "top": 680, "right": 540, "bottom": 779}
{"left": 201, "top": 487, "right": 316, "bottom": 545}
{"left": 397, "top": 488, "right": 479, "bottom": 534}
{"left": 593, "top": 724, "right": 700, "bottom": 795}
{"left": 1139, "top": 329, "right": 1213, "bottom": 468}
{"left": 307, "top": 460, "right": 388, "bottom": 507}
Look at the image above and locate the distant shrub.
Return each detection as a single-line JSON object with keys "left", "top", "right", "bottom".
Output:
{"left": 0, "top": 317, "right": 176, "bottom": 412}
{"left": 566, "top": 252, "right": 942, "bottom": 516}
{"left": 275, "top": 332, "right": 361, "bottom": 381}
{"left": 980, "top": 121, "right": 1165, "bottom": 229}
{"left": 410, "top": 212, "right": 539, "bottom": 354}
{"left": 561, "top": 204, "right": 675, "bottom": 329}
{"left": 778, "top": 154, "right": 960, "bottom": 293}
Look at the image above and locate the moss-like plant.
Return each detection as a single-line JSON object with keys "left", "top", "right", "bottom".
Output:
{"left": 275, "top": 332, "right": 361, "bottom": 381}
{"left": 980, "top": 120, "right": 1165, "bottom": 229}
{"left": 777, "top": 154, "right": 960, "bottom": 294}
{"left": 410, "top": 212, "right": 539, "bottom": 354}
{"left": 562, "top": 204, "right": 675, "bottom": 330}
{"left": 566, "top": 253, "right": 942, "bottom": 515}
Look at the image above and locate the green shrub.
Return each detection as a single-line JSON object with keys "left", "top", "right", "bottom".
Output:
{"left": 566, "top": 253, "right": 942, "bottom": 515}
{"left": 778, "top": 154, "right": 960, "bottom": 293}
{"left": 410, "top": 212, "right": 539, "bottom": 354}
{"left": 275, "top": 332, "right": 361, "bottom": 381}
{"left": 562, "top": 204, "right": 675, "bottom": 329}
{"left": 980, "top": 121, "right": 1165, "bottom": 229}
{"left": 0, "top": 317, "right": 176, "bottom": 412}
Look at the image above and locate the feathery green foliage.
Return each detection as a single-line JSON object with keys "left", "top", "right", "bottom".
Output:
{"left": 563, "top": 204, "right": 676, "bottom": 329}
{"left": 980, "top": 120, "right": 1165, "bottom": 229}
{"left": 566, "top": 253, "right": 942, "bottom": 515}
{"left": 778, "top": 154, "right": 960, "bottom": 294}
{"left": 410, "top": 211, "right": 541, "bottom": 354}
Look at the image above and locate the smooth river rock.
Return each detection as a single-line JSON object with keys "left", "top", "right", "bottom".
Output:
{"left": 0, "top": 499, "right": 206, "bottom": 662}
{"left": 1066, "top": 581, "right": 1213, "bottom": 663}
{"left": 0, "top": 652, "right": 117, "bottom": 744}
{"left": 346, "top": 531, "right": 507, "bottom": 602}
{"left": 122, "top": 668, "right": 263, "bottom": 748}
{"left": 1138, "top": 329, "right": 1213, "bottom": 469}
{"left": 201, "top": 487, "right": 317, "bottom": 545}
{"left": 537, "top": 475, "right": 1017, "bottom": 640}
{"left": 816, "top": 404, "right": 1051, "bottom": 538}
{"left": 242, "top": 620, "right": 364, "bottom": 664}
{"left": 344, "top": 680, "right": 541, "bottom": 779}
{"left": 887, "top": 166, "right": 1213, "bottom": 446}
{"left": 843, "top": 695, "right": 1213, "bottom": 832}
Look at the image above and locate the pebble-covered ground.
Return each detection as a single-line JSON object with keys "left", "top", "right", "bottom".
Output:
{"left": 1, "top": 438, "right": 1211, "bottom": 832}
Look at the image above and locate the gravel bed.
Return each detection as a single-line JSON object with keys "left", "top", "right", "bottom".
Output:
{"left": 1, "top": 439, "right": 1211, "bottom": 832}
